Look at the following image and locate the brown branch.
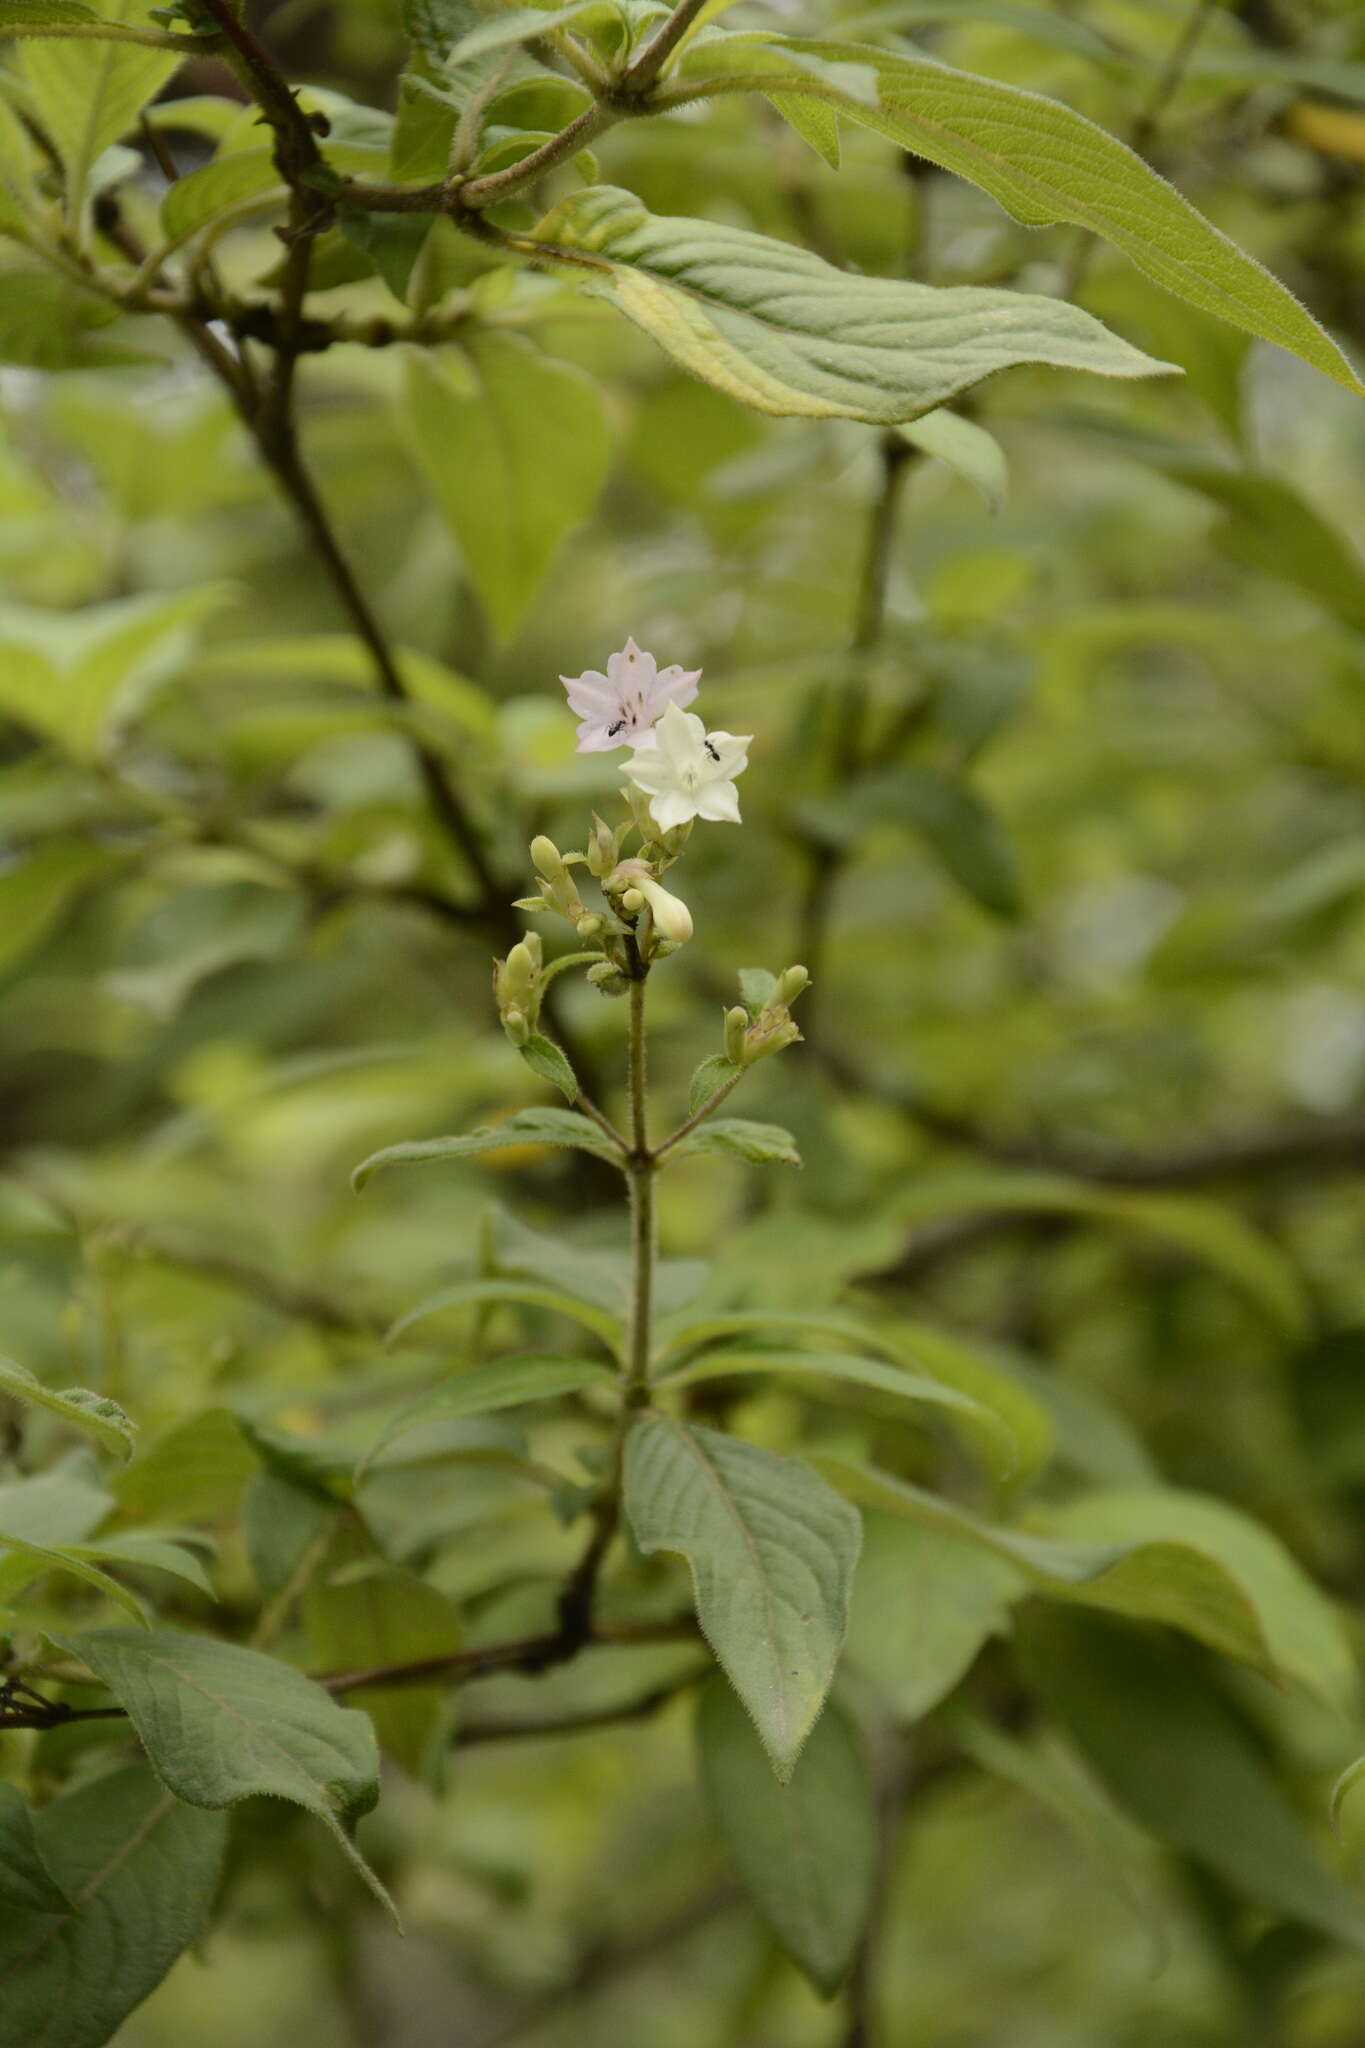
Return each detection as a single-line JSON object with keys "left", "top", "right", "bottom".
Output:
{"left": 319, "top": 1615, "right": 697, "bottom": 1696}
{"left": 455, "top": 1664, "right": 707, "bottom": 1745}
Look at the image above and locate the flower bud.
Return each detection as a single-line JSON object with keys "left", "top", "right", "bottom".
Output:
{"left": 576, "top": 913, "right": 605, "bottom": 940}
{"left": 521, "top": 932, "right": 543, "bottom": 971}
{"left": 636, "top": 876, "right": 693, "bottom": 944}
{"left": 586, "top": 960, "right": 628, "bottom": 996}
{"left": 501, "top": 940, "right": 538, "bottom": 1009}
{"left": 778, "top": 965, "right": 810, "bottom": 1005}
{"left": 586, "top": 813, "right": 618, "bottom": 878}
{"left": 530, "top": 835, "right": 563, "bottom": 881}
{"left": 621, "top": 887, "right": 645, "bottom": 914}
{"left": 501, "top": 1004, "right": 529, "bottom": 1046}
{"left": 724, "top": 1005, "right": 749, "bottom": 1065}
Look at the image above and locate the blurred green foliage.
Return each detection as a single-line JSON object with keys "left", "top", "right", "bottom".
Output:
{"left": 2, "top": 0, "right": 1365, "bottom": 2042}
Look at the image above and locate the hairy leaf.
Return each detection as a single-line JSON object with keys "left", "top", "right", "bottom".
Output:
{"left": 670, "top": 1118, "right": 802, "bottom": 1166}
{"left": 353, "top": 1108, "right": 621, "bottom": 1188}
{"left": 623, "top": 1414, "right": 861, "bottom": 1776}
{"left": 0, "top": 1355, "right": 133, "bottom": 1460}
{"left": 530, "top": 186, "right": 1173, "bottom": 423}
{"left": 0, "top": 1765, "right": 227, "bottom": 2048}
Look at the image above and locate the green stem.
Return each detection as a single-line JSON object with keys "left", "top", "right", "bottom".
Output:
{"left": 555, "top": 958, "right": 654, "bottom": 1641}
{"left": 653, "top": 1070, "right": 744, "bottom": 1161}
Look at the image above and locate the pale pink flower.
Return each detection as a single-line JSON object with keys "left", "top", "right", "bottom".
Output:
{"left": 560, "top": 637, "right": 701, "bottom": 753}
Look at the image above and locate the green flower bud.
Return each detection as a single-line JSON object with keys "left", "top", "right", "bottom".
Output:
{"left": 501, "top": 940, "right": 538, "bottom": 1008}
{"left": 778, "top": 965, "right": 810, "bottom": 1004}
{"left": 621, "top": 887, "right": 645, "bottom": 914}
{"left": 586, "top": 960, "right": 628, "bottom": 996}
{"left": 530, "top": 835, "right": 563, "bottom": 881}
{"left": 586, "top": 813, "right": 618, "bottom": 878}
{"left": 577, "top": 913, "right": 606, "bottom": 940}
{"left": 522, "top": 932, "right": 543, "bottom": 970}
{"left": 724, "top": 1005, "right": 749, "bottom": 1065}
{"left": 501, "top": 1004, "right": 529, "bottom": 1046}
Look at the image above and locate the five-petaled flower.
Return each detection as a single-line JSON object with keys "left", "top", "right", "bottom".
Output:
{"left": 625, "top": 702, "right": 751, "bottom": 833}
{"left": 561, "top": 638, "right": 702, "bottom": 754}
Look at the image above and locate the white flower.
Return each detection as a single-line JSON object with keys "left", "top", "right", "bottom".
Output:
{"left": 624, "top": 702, "right": 751, "bottom": 833}
{"left": 560, "top": 637, "right": 701, "bottom": 754}
{"left": 635, "top": 875, "right": 693, "bottom": 942}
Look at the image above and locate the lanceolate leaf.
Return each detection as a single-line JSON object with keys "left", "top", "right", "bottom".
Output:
{"left": 359, "top": 1353, "right": 616, "bottom": 1475}
{"left": 697, "top": 1677, "right": 876, "bottom": 1995}
{"left": 353, "top": 1108, "right": 621, "bottom": 1187}
{"left": 1019, "top": 1610, "right": 1365, "bottom": 1948}
{"left": 679, "top": 37, "right": 1365, "bottom": 397}
{"left": 19, "top": 0, "right": 181, "bottom": 223}
{"left": 0, "top": 1765, "right": 228, "bottom": 2048}
{"left": 623, "top": 1414, "right": 861, "bottom": 1777}
{"left": 386, "top": 1275, "right": 623, "bottom": 1355}
{"left": 820, "top": 1461, "right": 1290, "bottom": 1683}
{"left": 659, "top": 1344, "right": 1020, "bottom": 1476}
{"left": 530, "top": 186, "right": 1173, "bottom": 424}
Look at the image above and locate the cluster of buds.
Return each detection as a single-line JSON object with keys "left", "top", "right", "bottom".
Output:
{"left": 492, "top": 931, "right": 543, "bottom": 1046}
{"left": 723, "top": 965, "right": 810, "bottom": 1067}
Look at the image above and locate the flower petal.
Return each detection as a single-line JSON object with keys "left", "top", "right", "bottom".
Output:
{"left": 696, "top": 780, "right": 742, "bottom": 824}
{"left": 649, "top": 790, "right": 698, "bottom": 833}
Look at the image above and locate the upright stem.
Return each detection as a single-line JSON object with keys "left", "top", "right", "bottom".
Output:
{"left": 556, "top": 954, "right": 654, "bottom": 1641}
{"left": 624, "top": 967, "right": 655, "bottom": 1399}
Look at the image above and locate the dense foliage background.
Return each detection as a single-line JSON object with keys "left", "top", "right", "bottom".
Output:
{"left": 2, "top": 0, "right": 1365, "bottom": 2042}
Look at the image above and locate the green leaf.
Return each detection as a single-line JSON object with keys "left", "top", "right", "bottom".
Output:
{"left": 446, "top": 1, "right": 606, "bottom": 61}
{"left": 696, "top": 36, "right": 1365, "bottom": 398}
{"left": 659, "top": 1345, "right": 1019, "bottom": 1477}
{"left": 354, "top": 1109, "right": 620, "bottom": 1189}
{"left": 697, "top": 1677, "right": 876, "bottom": 1995}
{"left": 891, "top": 1171, "right": 1309, "bottom": 1339}
{"left": 952, "top": 1715, "right": 1167, "bottom": 1957}
{"left": 1164, "top": 465, "right": 1365, "bottom": 636}
{"left": 0, "top": 2, "right": 102, "bottom": 24}
{"left": 530, "top": 186, "right": 1174, "bottom": 424}
{"left": 337, "top": 206, "right": 433, "bottom": 303}
{"left": 114, "top": 1406, "right": 256, "bottom": 1523}
{"left": 623, "top": 1414, "right": 861, "bottom": 1777}
{"left": 688, "top": 1053, "right": 743, "bottom": 1117}
{"left": 671, "top": 1118, "right": 801, "bottom": 1167}
{"left": 0, "top": 1466, "right": 112, "bottom": 1549}
{"left": 1043, "top": 1488, "right": 1356, "bottom": 1712}
{"left": 800, "top": 764, "right": 1022, "bottom": 918}
{"left": 190, "top": 634, "right": 494, "bottom": 735}
{"left": 360, "top": 1353, "right": 615, "bottom": 1476}
{"left": 58, "top": 1627, "right": 385, "bottom": 1894}
{"left": 898, "top": 408, "right": 1008, "bottom": 513}
{"left": 519, "top": 1031, "right": 580, "bottom": 1103}
{"left": 654, "top": 1309, "right": 1053, "bottom": 1483}
{"left": 0, "top": 1764, "right": 227, "bottom": 2048}
{"left": 0, "top": 1534, "right": 151, "bottom": 1624}
{"left": 72, "top": 1528, "right": 215, "bottom": 1599}
{"left": 0, "top": 585, "right": 228, "bottom": 760}
{"left": 386, "top": 1275, "right": 623, "bottom": 1355}
{"left": 0, "top": 841, "right": 114, "bottom": 977}
{"left": 403, "top": 332, "right": 612, "bottom": 638}
{"left": 844, "top": 1511, "right": 1019, "bottom": 1721}
{"left": 0, "top": 1783, "right": 71, "bottom": 1920}
{"left": 765, "top": 88, "right": 841, "bottom": 167}
{"left": 159, "top": 145, "right": 282, "bottom": 245}
{"left": 0, "top": 272, "right": 139, "bottom": 370}
{"left": 20, "top": 0, "right": 181, "bottom": 223}
{"left": 1018, "top": 1610, "right": 1365, "bottom": 1948}
{"left": 737, "top": 967, "right": 779, "bottom": 1012}
{"left": 820, "top": 1462, "right": 1287, "bottom": 1682}
{"left": 304, "top": 1564, "right": 463, "bottom": 1778}
{"left": 0, "top": 1354, "right": 134, "bottom": 1460}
